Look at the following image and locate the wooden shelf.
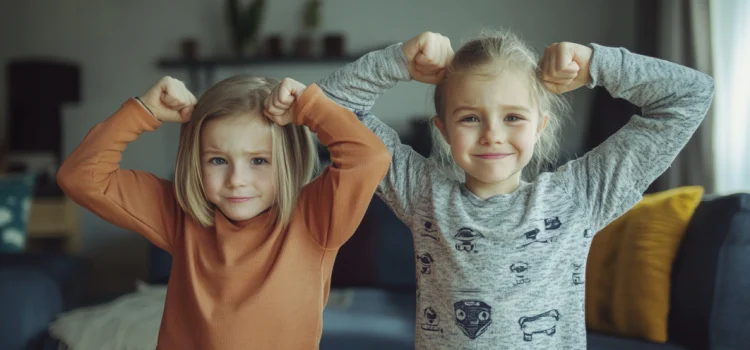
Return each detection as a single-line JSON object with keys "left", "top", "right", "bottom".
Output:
{"left": 27, "top": 196, "right": 81, "bottom": 254}
{"left": 158, "top": 54, "right": 363, "bottom": 68}
{"left": 157, "top": 51, "right": 373, "bottom": 92}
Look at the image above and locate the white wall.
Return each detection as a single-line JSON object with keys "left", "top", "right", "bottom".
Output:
{"left": 0, "top": 0, "right": 635, "bottom": 292}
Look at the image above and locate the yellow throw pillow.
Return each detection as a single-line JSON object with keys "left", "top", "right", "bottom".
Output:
{"left": 585, "top": 185, "right": 704, "bottom": 343}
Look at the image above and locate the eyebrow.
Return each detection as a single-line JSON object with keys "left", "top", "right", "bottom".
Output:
{"left": 451, "top": 104, "right": 532, "bottom": 117}
{"left": 201, "top": 148, "right": 271, "bottom": 156}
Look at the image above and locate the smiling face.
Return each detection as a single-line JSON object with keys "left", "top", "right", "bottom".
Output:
{"left": 434, "top": 68, "right": 548, "bottom": 198}
{"left": 200, "top": 112, "right": 276, "bottom": 222}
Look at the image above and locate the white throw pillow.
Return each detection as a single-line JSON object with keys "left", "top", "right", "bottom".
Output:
{"left": 48, "top": 282, "right": 167, "bottom": 350}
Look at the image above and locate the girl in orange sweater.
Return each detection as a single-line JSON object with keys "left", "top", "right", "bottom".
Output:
{"left": 57, "top": 75, "right": 390, "bottom": 349}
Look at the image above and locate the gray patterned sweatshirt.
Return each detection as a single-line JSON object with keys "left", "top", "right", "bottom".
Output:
{"left": 317, "top": 42, "right": 714, "bottom": 349}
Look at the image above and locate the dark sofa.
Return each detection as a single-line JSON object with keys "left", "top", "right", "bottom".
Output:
{"left": 323, "top": 192, "right": 750, "bottom": 350}
{"left": 2, "top": 192, "right": 747, "bottom": 350}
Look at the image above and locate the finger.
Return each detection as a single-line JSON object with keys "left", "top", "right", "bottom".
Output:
{"left": 279, "top": 87, "right": 296, "bottom": 104}
{"left": 272, "top": 95, "right": 289, "bottom": 111}
{"left": 264, "top": 92, "right": 276, "bottom": 111}
{"left": 416, "top": 53, "right": 437, "bottom": 68}
{"left": 187, "top": 90, "right": 198, "bottom": 106}
{"left": 269, "top": 92, "right": 290, "bottom": 115}
{"left": 542, "top": 81, "right": 566, "bottom": 94}
{"left": 546, "top": 53, "right": 558, "bottom": 77}
{"left": 287, "top": 83, "right": 305, "bottom": 98}
{"left": 426, "top": 40, "right": 441, "bottom": 65}
{"left": 163, "top": 81, "right": 189, "bottom": 108}
{"left": 262, "top": 106, "right": 275, "bottom": 119}
{"left": 561, "top": 60, "right": 580, "bottom": 76}
{"left": 179, "top": 89, "right": 192, "bottom": 108}
{"left": 539, "top": 49, "right": 551, "bottom": 78}
{"left": 179, "top": 106, "right": 193, "bottom": 120}
{"left": 161, "top": 92, "right": 185, "bottom": 109}
{"left": 266, "top": 102, "right": 283, "bottom": 116}
{"left": 442, "top": 41, "right": 454, "bottom": 67}
{"left": 445, "top": 47, "right": 455, "bottom": 66}
{"left": 264, "top": 87, "right": 280, "bottom": 111}
{"left": 556, "top": 46, "right": 573, "bottom": 72}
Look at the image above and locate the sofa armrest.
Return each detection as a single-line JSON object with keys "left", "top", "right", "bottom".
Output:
{"left": 668, "top": 193, "right": 750, "bottom": 349}
{"left": 0, "top": 267, "right": 63, "bottom": 350}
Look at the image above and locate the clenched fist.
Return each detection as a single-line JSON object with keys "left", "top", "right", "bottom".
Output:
{"left": 263, "top": 78, "right": 306, "bottom": 126}
{"left": 138, "top": 76, "right": 197, "bottom": 123}
{"left": 402, "top": 31, "right": 454, "bottom": 84}
{"left": 538, "top": 42, "right": 593, "bottom": 94}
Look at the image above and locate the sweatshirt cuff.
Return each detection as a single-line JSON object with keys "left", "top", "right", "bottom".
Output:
{"left": 123, "top": 98, "right": 162, "bottom": 132}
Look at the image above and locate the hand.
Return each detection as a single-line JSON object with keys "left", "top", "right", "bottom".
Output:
{"left": 538, "top": 42, "right": 593, "bottom": 94}
{"left": 402, "top": 31, "right": 454, "bottom": 84}
{"left": 138, "top": 76, "right": 197, "bottom": 123}
{"left": 263, "top": 78, "right": 306, "bottom": 126}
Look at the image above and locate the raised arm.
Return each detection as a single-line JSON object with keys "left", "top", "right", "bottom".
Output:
{"left": 316, "top": 32, "right": 454, "bottom": 219}
{"left": 57, "top": 77, "right": 197, "bottom": 252}
{"left": 545, "top": 43, "right": 714, "bottom": 231}
{"left": 294, "top": 84, "right": 391, "bottom": 248}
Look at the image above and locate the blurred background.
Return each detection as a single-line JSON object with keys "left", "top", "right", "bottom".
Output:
{"left": 0, "top": 1, "right": 748, "bottom": 349}
{"left": 0, "top": 0, "right": 645, "bottom": 294}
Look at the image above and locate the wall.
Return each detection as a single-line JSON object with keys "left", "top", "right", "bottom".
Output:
{"left": 0, "top": 0, "right": 635, "bottom": 294}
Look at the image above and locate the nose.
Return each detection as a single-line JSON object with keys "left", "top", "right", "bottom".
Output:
{"left": 480, "top": 121, "right": 507, "bottom": 145}
{"left": 226, "top": 165, "right": 247, "bottom": 188}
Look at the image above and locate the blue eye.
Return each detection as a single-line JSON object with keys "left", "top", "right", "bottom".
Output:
{"left": 251, "top": 158, "right": 268, "bottom": 165}
{"left": 505, "top": 115, "right": 523, "bottom": 122}
{"left": 461, "top": 115, "right": 479, "bottom": 123}
{"left": 209, "top": 157, "right": 226, "bottom": 165}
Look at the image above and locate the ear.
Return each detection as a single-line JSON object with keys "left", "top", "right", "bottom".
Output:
{"left": 433, "top": 116, "right": 450, "bottom": 144}
{"left": 536, "top": 112, "right": 550, "bottom": 140}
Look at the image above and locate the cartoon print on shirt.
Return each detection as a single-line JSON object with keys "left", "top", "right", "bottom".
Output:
{"left": 454, "top": 300, "right": 492, "bottom": 340}
{"left": 420, "top": 307, "right": 444, "bottom": 333}
{"left": 415, "top": 206, "right": 440, "bottom": 242}
{"left": 510, "top": 262, "right": 531, "bottom": 286}
{"left": 519, "top": 309, "right": 561, "bottom": 341}
{"left": 454, "top": 227, "right": 485, "bottom": 253}
{"left": 418, "top": 253, "right": 434, "bottom": 275}
{"left": 572, "top": 262, "right": 584, "bottom": 285}
{"left": 517, "top": 217, "right": 563, "bottom": 249}
{"left": 545, "top": 217, "right": 561, "bottom": 230}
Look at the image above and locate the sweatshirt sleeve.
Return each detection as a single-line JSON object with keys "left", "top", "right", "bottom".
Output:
{"left": 552, "top": 43, "right": 715, "bottom": 232}
{"left": 294, "top": 84, "right": 391, "bottom": 249}
{"left": 316, "top": 43, "right": 431, "bottom": 221}
{"left": 57, "top": 99, "right": 183, "bottom": 252}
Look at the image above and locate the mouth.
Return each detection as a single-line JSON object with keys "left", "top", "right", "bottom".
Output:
{"left": 474, "top": 153, "right": 512, "bottom": 160}
{"left": 226, "top": 196, "right": 255, "bottom": 203}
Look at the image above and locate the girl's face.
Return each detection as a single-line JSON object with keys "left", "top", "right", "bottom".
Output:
{"left": 435, "top": 69, "right": 547, "bottom": 199}
{"left": 200, "top": 113, "right": 276, "bottom": 223}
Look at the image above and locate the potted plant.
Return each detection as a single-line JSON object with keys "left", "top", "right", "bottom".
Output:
{"left": 226, "top": 0, "right": 267, "bottom": 57}
{"left": 294, "top": 0, "right": 321, "bottom": 57}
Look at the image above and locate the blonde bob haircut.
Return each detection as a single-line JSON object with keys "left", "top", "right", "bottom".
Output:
{"left": 174, "top": 75, "right": 318, "bottom": 229}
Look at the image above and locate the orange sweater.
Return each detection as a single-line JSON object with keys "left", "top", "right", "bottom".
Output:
{"left": 57, "top": 84, "right": 390, "bottom": 349}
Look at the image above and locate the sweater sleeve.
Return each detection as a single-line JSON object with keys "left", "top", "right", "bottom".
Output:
{"left": 57, "top": 99, "right": 183, "bottom": 252}
{"left": 294, "top": 84, "right": 391, "bottom": 249}
{"left": 552, "top": 44, "right": 715, "bottom": 232}
{"left": 316, "top": 43, "right": 431, "bottom": 221}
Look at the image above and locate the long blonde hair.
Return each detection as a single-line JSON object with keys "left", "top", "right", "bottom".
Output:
{"left": 432, "top": 29, "right": 571, "bottom": 180}
{"left": 174, "top": 75, "right": 318, "bottom": 229}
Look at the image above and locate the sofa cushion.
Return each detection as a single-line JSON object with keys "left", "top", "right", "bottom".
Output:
{"left": 0, "top": 267, "right": 63, "bottom": 350}
{"left": 330, "top": 195, "right": 416, "bottom": 291}
{"left": 587, "top": 332, "right": 688, "bottom": 350}
{"left": 0, "top": 253, "right": 89, "bottom": 310}
{"left": 0, "top": 173, "right": 36, "bottom": 252}
{"left": 321, "top": 288, "right": 415, "bottom": 350}
{"left": 668, "top": 193, "right": 750, "bottom": 349}
{"left": 586, "top": 186, "right": 704, "bottom": 342}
